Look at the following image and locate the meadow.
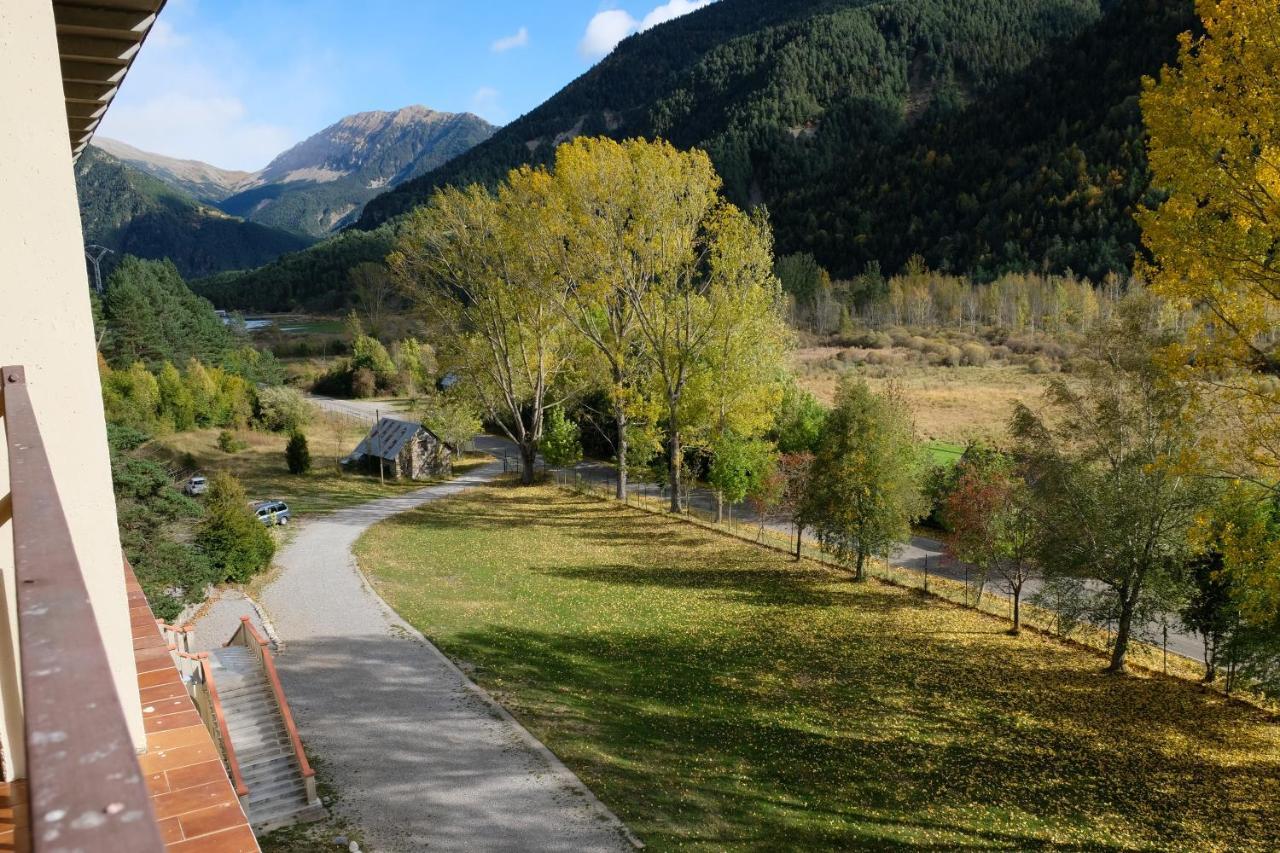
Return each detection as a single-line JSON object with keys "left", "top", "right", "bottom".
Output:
{"left": 355, "top": 483, "right": 1280, "bottom": 852}
{"left": 147, "top": 412, "right": 485, "bottom": 516}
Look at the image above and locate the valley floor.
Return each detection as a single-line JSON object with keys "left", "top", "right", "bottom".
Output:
{"left": 356, "top": 483, "right": 1280, "bottom": 852}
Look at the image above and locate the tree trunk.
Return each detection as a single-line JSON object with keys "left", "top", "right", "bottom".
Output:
{"left": 615, "top": 402, "right": 628, "bottom": 501}
{"left": 667, "top": 431, "right": 681, "bottom": 513}
{"left": 794, "top": 522, "right": 803, "bottom": 561}
{"left": 519, "top": 441, "right": 537, "bottom": 486}
{"left": 854, "top": 549, "right": 866, "bottom": 582}
{"left": 1010, "top": 584, "right": 1022, "bottom": 636}
{"left": 1107, "top": 591, "right": 1137, "bottom": 673}
{"left": 716, "top": 490, "right": 724, "bottom": 524}
{"left": 1203, "top": 634, "right": 1217, "bottom": 683}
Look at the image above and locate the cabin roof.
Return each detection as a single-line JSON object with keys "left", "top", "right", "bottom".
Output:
{"left": 348, "top": 417, "right": 439, "bottom": 462}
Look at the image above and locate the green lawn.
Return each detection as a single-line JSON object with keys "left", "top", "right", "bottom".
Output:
{"left": 355, "top": 484, "right": 1280, "bottom": 851}
{"left": 924, "top": 439, "right": 965, "bottom": 466}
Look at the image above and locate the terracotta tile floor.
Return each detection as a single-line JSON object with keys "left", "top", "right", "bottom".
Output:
{"left": 0, "top": 570, "right": 257, "bottom": 852}
{"left": 0, "top": 780, "right": 28, "bottom": 853}
{"left": 128, "top": 567, "right": 259, "bottom": 852}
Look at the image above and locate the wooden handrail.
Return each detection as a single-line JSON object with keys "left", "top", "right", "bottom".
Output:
{"left": 236, "top": 617, "right": 315, "bottom": 779}
{"left": 2, "top": 365, "right": 166, "bottom": 851}
{"left": 181, "top": 651, "right": 250, "bottom": 798}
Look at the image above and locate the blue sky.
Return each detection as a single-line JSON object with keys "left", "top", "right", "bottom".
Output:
{"left": 97, "top": 0, "right": 716, "bottom": 171}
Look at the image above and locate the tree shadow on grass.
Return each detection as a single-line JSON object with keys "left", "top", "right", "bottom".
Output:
{"left": 426, "top": 621, "right": 1280, "bottom": 852}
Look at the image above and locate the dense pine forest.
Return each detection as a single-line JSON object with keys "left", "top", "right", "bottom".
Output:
{"left": 363, "top": 0, "right": 1194, "bottom": 277}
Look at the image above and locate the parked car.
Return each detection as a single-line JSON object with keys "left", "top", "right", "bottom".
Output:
{"left": 184, "top": 475, "right": 208, "bottom": 496}
{"left": 252, "top": 500, "right": 291, "bottom": 526}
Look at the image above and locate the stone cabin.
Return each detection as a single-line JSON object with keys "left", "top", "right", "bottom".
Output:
{"left": 344, "top": 417, "right": 452, "bottom": 480}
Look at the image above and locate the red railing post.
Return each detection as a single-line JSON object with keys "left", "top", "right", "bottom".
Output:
{"left": 2, "top": 365, "right": 165, "bottom": 851}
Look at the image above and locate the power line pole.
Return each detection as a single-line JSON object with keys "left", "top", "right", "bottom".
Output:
{"left": 85, "top": 245, "right": 113, "bottom": 294}
{"left": 376, "top": 409, "right": 384, "bottom": 486}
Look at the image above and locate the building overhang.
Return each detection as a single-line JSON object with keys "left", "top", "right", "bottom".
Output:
{"left": 54, "top": 0, "right": 167, "bottom": 159}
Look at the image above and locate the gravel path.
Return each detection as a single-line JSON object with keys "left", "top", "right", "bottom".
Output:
{"left": 195, "top": 434, "right": 636, "bottom": 852}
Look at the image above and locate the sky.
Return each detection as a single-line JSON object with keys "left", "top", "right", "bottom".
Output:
{"left": 97, "top": 0, "right": 716, "bottom": 171}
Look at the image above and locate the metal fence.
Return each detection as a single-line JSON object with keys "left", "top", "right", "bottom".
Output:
{"left": 545, "top": 465, "right": 1278, "bottom": 708}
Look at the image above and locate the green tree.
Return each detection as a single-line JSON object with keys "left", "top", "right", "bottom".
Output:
{"left": 257, "top": 385, "right": 313, "bottom": 433}
{"left": 156, "top": 361, "right": 195, "bottom": 431}
{"left": 608, "top": 144, "right": 783, "bottom": 512}
{"left": 196, "top": 472, "right": 276, "bottom": 584}
{"left": 804, "top": 377, "right": 925, "bottom": 581}
{"left": 1012, "top": 300, "right": 1214, "bottom": 672}
{"left": 286, "top": 432, "right": 312, "bottom": 475}
{"left": 708, "top": 432, "right": 776, "bottom": 524}
{"left": 774, "top": 384, "right": 827, "bottom": 454}
{"left": 391, "top": 170, "right": 577, "bottom": 485}
{"left": 420, "top": 391, "right": 484, "bottom": 453}
{"left": 540, "top": 406, "right": 583, "bottom": 469}
{"left": 102, "top": 256, "right": 232, "bottom": 368}
{"left": 393, "top": 337, "right": 437, "bottom": 398}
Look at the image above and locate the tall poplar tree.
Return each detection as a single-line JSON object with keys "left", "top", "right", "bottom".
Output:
{"left": 1140, "top": 0, "right": 1280, "bottom": 475}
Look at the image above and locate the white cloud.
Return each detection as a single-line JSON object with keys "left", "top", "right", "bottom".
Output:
{"left": 579, "top": 10, "right": 637, "bottom": 59}
{"left": 470, "top": 87, "right": 504, "bottom": 123}
{"left": 640, "top": 0, "right": 715, "bottom": 30}
{"left": 579, "top": 1, "right": 716, "bottom": 59}
{"left": 491, "top": 26, "right": 529, "bottom": 53}
{"left": 96, "top": 11, "right": 318, "bottom": 170}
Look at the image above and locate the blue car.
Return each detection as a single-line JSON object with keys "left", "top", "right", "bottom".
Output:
{"left": 252, "top": 500, "right": 291, "bottom": 526}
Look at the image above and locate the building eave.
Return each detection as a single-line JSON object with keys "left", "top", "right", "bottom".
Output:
{"left": 53, "top": 0, "right": 167, "bottom": 159}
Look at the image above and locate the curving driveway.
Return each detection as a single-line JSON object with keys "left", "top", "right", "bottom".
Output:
{"left": 194, "top": 433, "right": 635, "bottom": 852}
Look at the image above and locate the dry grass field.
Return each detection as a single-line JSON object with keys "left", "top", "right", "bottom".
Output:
{"left": 793, "top": 345, "right": 1051, "bottom": 443}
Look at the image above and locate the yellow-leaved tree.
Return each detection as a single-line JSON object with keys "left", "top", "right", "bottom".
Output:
{"left": 1140, "top": 0, "right": 1280, "bottom": 664}
{"left": 1139, "top": 0, "right": 1280, "bottom": 474}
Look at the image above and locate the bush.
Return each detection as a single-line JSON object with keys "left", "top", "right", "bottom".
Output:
{"left": 1028, "top": 356, "right": 1053, "bottom": 374}
{"left": 837, "top": 329, "right": 892, "bottom": 349}
{"left": 941, "top": 345, "right": 964, "bottom": 367}
{"left": 351, "top": 367, "right": 377, "bottom": 399}
{"left": 960, "top": 342, "right": 990, "bottom": 366}
{"left": 286, "top": 432, "right": 311, "bottom": 474}
{"left": 257, "top": 385, "right": 314, "bottom": 432}
{"left": 540, "top": 406, "right": 583, "bottom": 468}
{"left": 196, "top": 472, "right": 275, "bottom": 584}
{"left": 217, "top": 430, "right": 246, "bottom": 453}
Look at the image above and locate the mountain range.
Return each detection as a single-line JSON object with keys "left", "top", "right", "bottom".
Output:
{"left": 75, "top": 106, "right": 494, "bottom": 279}
{"left": 102, "top": 0, "right": 1197, "bottom": 311}
{"left": 202, "top": 0, "right": 1195, "bottom": 312}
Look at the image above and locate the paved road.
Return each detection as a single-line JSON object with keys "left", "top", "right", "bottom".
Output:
{"left": 193, "top": 429, "right": 635, "bottom": 852}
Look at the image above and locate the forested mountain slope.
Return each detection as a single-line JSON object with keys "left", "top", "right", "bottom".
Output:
{"left": 359, "top": 0, "right": 1194, "bottom": 282}
{"left": 75, "top": 148, "right": 313, "bottom": 281}
{"left": 205, "top": 0, "right": 1194, "bottom": 311}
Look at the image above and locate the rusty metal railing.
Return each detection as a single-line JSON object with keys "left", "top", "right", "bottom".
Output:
{"left": 2, "top": 365, "right": 165, "bottom": 851}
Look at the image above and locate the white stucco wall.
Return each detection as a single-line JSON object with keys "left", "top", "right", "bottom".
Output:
{"left": 0, "top": 0, "right": 146, "bottom": 779}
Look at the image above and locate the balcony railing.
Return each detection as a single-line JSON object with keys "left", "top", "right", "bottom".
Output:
{"left": 2, "top": 365, "right": 166, "bottom": 851}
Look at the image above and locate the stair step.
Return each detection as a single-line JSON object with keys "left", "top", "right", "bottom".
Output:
{"left": 243, "top": 764, "right": 300, "bottom": 788}
{"left": 247, "top": 787, "right": 308, "bottom": 818}
{"left": 241, "top": 753, "right": 299, "bottom": 777}
{"left": 234, "top": 732, "right": 293, "bottom": 758}
{"left": 227, "top": 718, "right": 285, "bottom": 737}
{"left": 246, "top": 776, "right": 306, "bottom": 804}
{"left": 224, "top": 700, "right": 281, "bottom": 719}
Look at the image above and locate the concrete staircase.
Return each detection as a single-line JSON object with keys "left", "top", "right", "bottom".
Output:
{"left": 207, "top": 645, "right": 325, "bottom": 834}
